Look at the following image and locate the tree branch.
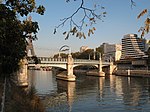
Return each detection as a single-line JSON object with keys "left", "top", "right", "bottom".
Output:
{"left": 130, "top": 0, "right": 136, "bottom": 8}
{"left": 54, "top": 0, "right": 106, "bottom": 39}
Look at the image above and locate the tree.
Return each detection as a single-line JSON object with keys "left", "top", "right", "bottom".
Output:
{"left": 96, "top": 46, "right": 104, "bottom": 55}
{"left": 3, "top": 0, "right": 45, "bottom": 16}
{"left": 137, "top": 9, "right": 150, "bottom": 38}
{"left": 0, "top": 0, "right": 45, "bottom": 76}
{"left": 0, "top": 4, "right": 26, "bottom": 76}
{"left": 1, "top": 0, "right": 149, "bottom": 76}
{"left": 53, "top": 53, "right": 68, "bottom": 58}
{"left": 55, "top": 0, "right": 149, "bottom": 39}
{"left": 129, "top": 0, "right": 150, "bottom": 37}
{"left": 73, "top": 49, "right": 94, "bottom": 59}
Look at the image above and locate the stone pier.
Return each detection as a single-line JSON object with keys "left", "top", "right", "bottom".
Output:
{"left": 98, "top": 57, "right": 105, "bottom": 77}
{"left": 56, "top": 54, "right": 76, "bottom": 81}
{"left": 86, "top": 57, "right": 105, "bottom": 77}
{"left": 17, "top": 58, "right": 28, "bottom": 87}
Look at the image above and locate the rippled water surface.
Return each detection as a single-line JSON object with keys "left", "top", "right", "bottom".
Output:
{"left": 28, "top": 70, "right": 150, "bottom": 112}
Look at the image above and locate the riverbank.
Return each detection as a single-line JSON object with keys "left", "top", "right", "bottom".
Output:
{"left": 0, "top": 77, "right": 45, "bottom": 112}
{"left": 114, "top": 69, "right": 150, "bottom": 77}
{"left": 0, "top": 78, "right": 4, "bottom": 111}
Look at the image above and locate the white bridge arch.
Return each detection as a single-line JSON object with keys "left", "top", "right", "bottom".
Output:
{"left": 28, "top": 57, "right": 110, "bottom": 69}
{"left": 28, "top": 56, "right": 111, "bottom": 81}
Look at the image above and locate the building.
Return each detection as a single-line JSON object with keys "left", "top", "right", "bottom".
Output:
{"left": 80, "top": 46, "right": 89, "bottom": 52}
{"left": 102, "top": 43, "right": 122, "bottom": 62}
{"left": 145, "top": 40, "right": 150, "bottom": 52}
{"left": 121, "top": 34, "right": 146, "bottom": 59}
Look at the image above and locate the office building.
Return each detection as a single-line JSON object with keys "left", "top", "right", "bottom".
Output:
{"left": 121, "top": 34, "right": 145, "bottom": 59}
{"left": 102, "top": 43, "right": 122, "bottom": 62}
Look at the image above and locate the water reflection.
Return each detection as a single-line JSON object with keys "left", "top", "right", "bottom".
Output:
{"left": 29, "top": 70, "right": 150, "bottom": 112}
{"left": 28, "top": 70, "right": 57, "bottom": 95}
{"left": 97, "top": 77, "right": 105, "bottom": 100}
{"left": 57, "top": 80, "right": 76, "bottom": 112}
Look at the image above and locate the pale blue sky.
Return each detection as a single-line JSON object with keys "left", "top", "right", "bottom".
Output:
{"left": 30, "top": 0, "right": 150, "bottom": 56}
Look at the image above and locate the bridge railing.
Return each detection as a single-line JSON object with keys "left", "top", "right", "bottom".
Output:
{"left": 28, "top": 57, "right": 110, "bottom": 65}
{"left": 38, "top": 57, "right": 67, "bottom": 62}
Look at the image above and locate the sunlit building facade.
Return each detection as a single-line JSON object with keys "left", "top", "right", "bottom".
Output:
{"left": 102, "top": 43, "right": 122, "bottom": 62}
{"left": 80, "top": 46, "right": 89, "bottom": 52}
{"left": 121, "top": 34, "right": 146, "bottom": 59}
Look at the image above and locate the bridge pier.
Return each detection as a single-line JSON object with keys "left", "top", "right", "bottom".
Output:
{"left": 56, "top": 54, "right": 76, "bottom": 81}
{"left": 98, "top": 57, "right": 105, "bottom": 77}
{"left": 86, "top": 57, "right": 105, "bottom": 77}
{"left": 109, "top": 62, "right": 116, "bottom": 75}
{"left": 17, "top": 58, "right": 28, "bottom": 87}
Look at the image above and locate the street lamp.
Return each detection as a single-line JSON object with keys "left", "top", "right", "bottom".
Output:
{"left": 89, "top": 50, "right": 101, "bottom": 60}
{"left": 58, "top": 52, "right": 61, "bottom": 58}
{"left": 59, "top": 45, "right": 71, "bottom": 58}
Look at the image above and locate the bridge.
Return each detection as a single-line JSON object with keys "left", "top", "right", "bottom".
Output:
{"left": 28, "top": 57, "right": 110, "bottom": 69}
{"left": 27, "top": 54, "right": 112, "bottom": 81}
{"left": 24, "top": 37, "right": 113, "bottom": 81}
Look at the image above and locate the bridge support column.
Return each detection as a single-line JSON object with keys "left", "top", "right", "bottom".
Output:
{"left": 56, "top": 54, "right": 76, "bottom": 81}
{"left": 98, "top": 58, "right": 105, "bottom": 77}
{"left": 86, "top": 56, "right": 105, "bottom": 77}
{"left": 17, "top": 58, "right": 28, "bottom": 87}
{"left": 109, "top": 62, "right": 116, "bottom": 75}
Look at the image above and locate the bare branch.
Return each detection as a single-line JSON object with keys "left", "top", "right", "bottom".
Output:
{"left": 55, "top": 0, "right": 106, "bottom": 39}
{"left": 137, "top": 9, "right": 148, "bottom": 19}
{"left": 130, "top": 0, "right": 136, "bottom": 8}
{"left": 56, "top": 0, "right": 84, "bottom": 29}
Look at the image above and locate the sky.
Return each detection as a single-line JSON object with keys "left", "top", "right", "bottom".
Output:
{"left": 29, "top": 0, "right": 150, "bottom": 57}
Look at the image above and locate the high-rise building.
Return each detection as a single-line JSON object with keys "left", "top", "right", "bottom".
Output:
{"left": 121, "top": 34, "right": 145, "bottom": 59}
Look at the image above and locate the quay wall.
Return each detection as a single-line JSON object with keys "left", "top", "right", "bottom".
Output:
{"left": 114, "top": 70, "right": 150, "bottom": 77}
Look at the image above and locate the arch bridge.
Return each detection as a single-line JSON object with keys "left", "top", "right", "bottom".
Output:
{"left": 28, "top": 55, "right": 111, "bottom": 81}
{"left": 28, "top": 57, "right": 110, "bottom": 69}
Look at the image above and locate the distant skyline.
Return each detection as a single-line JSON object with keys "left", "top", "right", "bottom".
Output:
{"left": 28, "top": 0, "right": 150, "bottom": 57}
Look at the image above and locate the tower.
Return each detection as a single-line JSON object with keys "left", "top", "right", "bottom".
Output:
{"left": 26, "top": 16, "right": 35, "bottom": 57}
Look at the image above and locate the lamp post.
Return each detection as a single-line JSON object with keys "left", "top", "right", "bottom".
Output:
{"left": 89, "top": 50, "right": 101, "bottom": 60}
{"left": 59, "top": 45, "right": 71, "bottom": 58}
{"left": 58, "top": 52, "right": 61, "bottom": 58}
{"left": 94, "top": 49, "right": 96, "bottom": 60}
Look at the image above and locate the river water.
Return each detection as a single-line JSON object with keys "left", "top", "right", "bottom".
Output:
{"left": 28, "top": 70, "right": 150, "bottom": 112}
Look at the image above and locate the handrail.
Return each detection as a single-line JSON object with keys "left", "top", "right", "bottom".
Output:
{"left": 27, "top": 57, "right": 110, "bottom": 65}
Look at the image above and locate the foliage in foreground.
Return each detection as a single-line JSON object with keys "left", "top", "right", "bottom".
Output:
{"left": 137, "top": 9, "right": 150, "bottom": 38}
{"left": 0, "top": 1, "right": 43, "bottom": 76}
{"left": 0, "top": 4, "right": 26, "bottom": 76}
{"left": 5, "top": 80, "right": 45, "bottom": 112}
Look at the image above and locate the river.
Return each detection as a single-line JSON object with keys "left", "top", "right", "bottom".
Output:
{"left": 28, "top": 70, "right": 150, "bottom": 112}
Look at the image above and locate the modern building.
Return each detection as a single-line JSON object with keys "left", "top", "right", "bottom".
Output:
{"left": 145, "top": 40, "right": 150, "bottom": 52}
{"left": 102, "top": 43, "right": 122, "bottom": 62}
{"left": 121, "top": 34, "right": 146, "bottom": 59}
{"left": 80, "top": 46, "right": 89, "bottom": 52}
